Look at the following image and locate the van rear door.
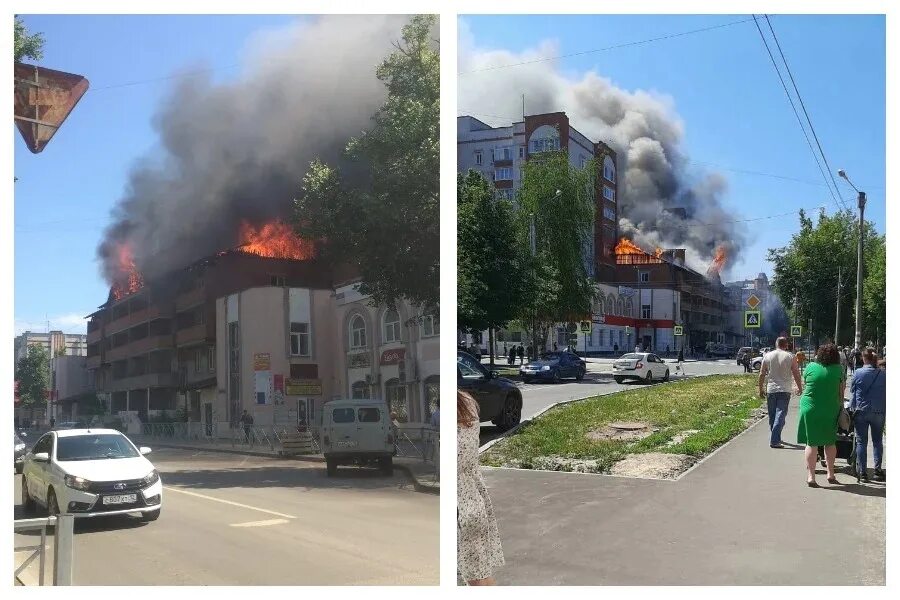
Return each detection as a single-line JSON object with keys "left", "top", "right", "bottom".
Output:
{"left": 329, "top": 406, "right": 358, "bottom": 450}
{"left": 356, "top": 406, "right": 390, "bottom": 452}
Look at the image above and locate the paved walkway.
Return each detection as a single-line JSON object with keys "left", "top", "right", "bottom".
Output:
{"left": 480, "top": 399, "right": 885, "bottom": 585}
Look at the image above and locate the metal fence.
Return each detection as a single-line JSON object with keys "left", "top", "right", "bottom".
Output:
{"left": 14, "top": 515, "right": 74, "bottom": 586}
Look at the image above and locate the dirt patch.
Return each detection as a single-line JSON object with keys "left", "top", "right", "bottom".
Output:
{"left": 666, "top": 430, "right": 700, "bottom": 447}
{"left": 528, "top": 456, "right": 603, "bottom": 473}
{"left": 608, "top": 452, "right": 696, "bottom": 479}
{"left": 586, "top": 421, "right": 657, "bottom": 443}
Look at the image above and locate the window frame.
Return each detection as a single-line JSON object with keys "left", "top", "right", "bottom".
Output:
{"left": 603, "top": 185, "right": 616, "bottom": 202}
{"left": 494, "top": 167, "right": 512, "bottom": 181}
{"left": 349, "top": 315, "right": 367, "bottom": 349}
{"left": 382, "top": 310, "right": 401, "bottom": 344}
{"left": 290, "top": 322, "right": 311, "bottom": 357}
{"left": 474, "top": 150, "right": 483, "bottom": 166}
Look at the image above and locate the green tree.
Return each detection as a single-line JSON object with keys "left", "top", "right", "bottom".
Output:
{"left": 15, "top": 344, "right": 49, "bottom": 419}
{"left": 14, "top": 16, "right": 44, "bottom": 62}
{"left": 863, "top": 232, "right": 886, "bottom": 346}
{"left": 458, "top": 170, "right": 525, "bottom": 366}
{"left": 768, "top": 208, "right": 882, "bottom": 346}
{"left": 293, "top": 15, "right": 438, "bottom": 309}
{"left": 516, "top": 151, "right": 597, "bottom": 350}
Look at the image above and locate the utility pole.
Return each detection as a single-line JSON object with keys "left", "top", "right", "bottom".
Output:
{"left": 834, "top": 266, "right": 841, "bottom": 344}
{"left": 838, "top": 169, "right": 867, "bottom": 351}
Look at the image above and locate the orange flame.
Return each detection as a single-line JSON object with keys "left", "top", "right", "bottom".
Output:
{"left": 111, "top": 244, "right": 144, "bottom": 301}
{"left": 614, "top": 238, "right": 647, "bottom": 255}
{"left": 237, "top": 220, "right": 314, "bottom": 260}
{"left": 706, "top": 245, "right": 728, "bottom": 277}
{"left": 654, "top": 247, "right": 664, "bottom": 258}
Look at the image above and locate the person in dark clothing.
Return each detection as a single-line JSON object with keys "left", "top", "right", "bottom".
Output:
{"left": 517, "top": 345, "right": 525, "bottom": 364}
{"left": 508, "top": 345, "right": 515, "bottom": 366}
{"left": 742, "top": 353, "right": 752, "bottom": 373}
{"left": 613, "top": 343, "right": 619, "bottom": 354}
{"left": 526, "top": 345, "right": 533, "bottom": 361}
{"left": 240, "top": 410, "right": 254, "bottom": 443}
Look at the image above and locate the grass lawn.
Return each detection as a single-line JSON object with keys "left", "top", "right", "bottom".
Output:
{"left": 481, "top": 374, "right": 763, "bottom": 472}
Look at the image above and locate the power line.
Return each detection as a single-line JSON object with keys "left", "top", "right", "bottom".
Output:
{"left": 763, "top": 15, "right": 845, "bottom": 209}
{"left": 751, "top": 15, "right": 845, "bottom": 213}
{"left": 88, "top": 63, "right": 241, "bottom": 92}
{"left": 458, "top": 17, "right": 759, "bottom": 75}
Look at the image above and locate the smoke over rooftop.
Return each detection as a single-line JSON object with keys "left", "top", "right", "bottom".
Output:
{"left": 458, "top": 25, "right": 748, "bottom": 275}
{"left": 98, "top": 15, "right": 410, "bottom": 285}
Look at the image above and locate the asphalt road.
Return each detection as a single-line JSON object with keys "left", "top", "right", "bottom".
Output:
{"left": 480, "top": 358, "right": 745, "bottom": 446}
{"left": 13, "top": 448, "right": 438, "bottom": 585}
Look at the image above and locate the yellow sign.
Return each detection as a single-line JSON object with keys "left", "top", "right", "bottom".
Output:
{"left": 746, "top": 294, "right": 761, "bottom": 309}
{"left": 285, "top": 378, "right": 322, "bottom": 396}
{"left": 253, "top": 353, "right": 270, "bottom": 371}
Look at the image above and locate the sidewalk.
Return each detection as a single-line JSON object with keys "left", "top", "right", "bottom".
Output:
{"left": 480, "top": 399, "right": 885, "bottom": 585}
{"left": 131, "top": 436, "right": 439, "bottom": 494}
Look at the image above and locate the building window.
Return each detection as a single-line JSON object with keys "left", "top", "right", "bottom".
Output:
{"left": 421, "top": 314, "right": 439, "bottom": 337}
{"left": 349, "top": 315, "right": 367, "bottom": 349}
{"left": 618, "top": 298, "right": 625, "bottom": 315}
{"left": 228, "top": 322, "right": 240, "bottom": 424}
{"left": 474, "top": 150, "right": 482, "bottom": 166}
{"left": 383, "top": 310, "right": 401, "bottom": 344}
{"left": 642, "top": 305, "right": 652, "bottom": 319}
{"left": 581, "top": 156, "right": 588, "bottom": 168}
{"left": 604, "top": 156, "right": 616, "bottom": 182}
{"left": 270, "top": 274, "right": 286, "bottom": 287}
{"left": 519, "top": 146, "right": 525, "bottom": 159}
{"left": 639, "top": 271, "right": 650, "bottom": 283}
{"left": 207, "top": 345, "right": 215, "bottom": 372}
{"left": 530, "top": 136, "right": 560, "bottom": 153}
{"left": 494, "top": 146, "right": 513, "bottom": 161}
{"left": 603, "top": 185, "right": 616, "bottom": 202}
{"left": 351, "top": 381, "right": 368, "bottom": 400}
{"left": 603, "top": 207, "right": 616, "bottom": 221}
{"left": 424, "top": 375, "right": 439, "bottom": 421}
{"left": 626, "top": 299, "right": 634, "bottom": 316}
{"left": 194, "top": 348, "right": 202, "bottom": 373}
{"left": 290, "top": 322, "right": 311, "bottom": 356}
{"left": 494, "top": 167, "right": 512, "bottom": 181}
{"left": 385, "top": 379, "right": 409, "bottom": 423}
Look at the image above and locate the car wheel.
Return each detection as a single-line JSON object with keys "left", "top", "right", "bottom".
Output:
{"left": 575, "top": 368, "right": 585, "bottom": 381}
{"left": 663, "top": 369, "right": 670, "bottom": 382}
{"left": 495, "top": 394, "right": 522, "bottom": 432}
{"left": 141, "top": 508, "right": 161, "bottom": 522}
{"left": 21, "top": 476, "right": 35, "bottom": 513}
{"left": 614, "top": 377, "right": 624, "bottom": 384}
{"left": 326, "top": 459, "right": 337, "bottom": 477}
{"left": 645, "top": 371, "right": 653, "bottom": 384}
{"left": 380, "top": 457, "right": 393, "bottom": 476}
{"left": 46, "top": 488, "right": 59, "bottom": 517}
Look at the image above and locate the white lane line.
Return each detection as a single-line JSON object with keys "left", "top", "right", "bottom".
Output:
{"left": 229, "top": 518, "right": 289, "bottom": 528}
{"left": 163, "top": 486, "right": 297, "bottom": 519}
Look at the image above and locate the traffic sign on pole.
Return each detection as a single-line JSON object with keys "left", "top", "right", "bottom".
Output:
{"left": 673, "top": 326, "right": 684, "bottom": 336}
{"left": 746, "top": 294, "right": 761, "bottom": 309}
{"left": 790, "top": 325, "right": 802, "bottom": 337}
{"left": 580, "top": 321, "right": 591, "bottom": 333}
{"left": 744, "top": 311, "right": 761, "bottom": 328}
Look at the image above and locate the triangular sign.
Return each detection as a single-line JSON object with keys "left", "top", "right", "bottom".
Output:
{"left": 14, "top": 63, "right": 89, "bottom": 154}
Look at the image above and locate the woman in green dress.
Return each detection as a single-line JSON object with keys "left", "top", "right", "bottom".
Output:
{"left": 797, "top": 343, "right": 844, "bottom": 487}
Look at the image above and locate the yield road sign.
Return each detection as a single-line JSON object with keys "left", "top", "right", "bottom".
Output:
{"left": 745, "top": 311, "right": 761, "bottom": 328}
{"left": 673, "top": 326, "right": 684, "bottom": 336}
{"left": 790, "top": 325, "right": 802, "bottom": 337}
{"left": 746, "top": 294, "right": 761, "bottom": 309}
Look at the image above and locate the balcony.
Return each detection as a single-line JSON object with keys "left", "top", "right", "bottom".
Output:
{"left": 86, "top": 355, "right": 101, "bottom": 370}
{"left": 176, "top": 322, "right": 214, "bottom": 347}
{"left": 105, "top": 334, "right": 173, "bottom": 362}
{"left": 106, "top": 304, "right": 173, "bottom": 335}
{"left": 87, "top": 329, "right": 102, "bottom": 344}
{"left": 102, "top": 372, "right": 177, "bottom": 393}
{"left": 176, "top": 287, "right": 205, "bottom": 312}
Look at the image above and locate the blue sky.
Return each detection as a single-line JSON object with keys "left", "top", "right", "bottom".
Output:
{"left": 458, "top": 14, "right": 885, "bottom": 281}
{"left": 14, "top": 15, "right": 303, "bottom": 335}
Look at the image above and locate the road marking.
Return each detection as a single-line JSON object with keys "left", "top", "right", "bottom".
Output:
{"left": 229, "top": 518, "right": 289, "bottom": 528}
{"left": 163, "top": 486, "right": 297, "bottom": 519}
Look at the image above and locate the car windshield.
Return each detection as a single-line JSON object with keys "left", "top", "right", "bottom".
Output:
{"left": 620, "top": 354, "right": 641, "bottom": 360}
{"left": 539, "top": 352, "right": 562, "bottom": 361}
{"left": 56, "top": 434, "right": 140, "bottom": 461}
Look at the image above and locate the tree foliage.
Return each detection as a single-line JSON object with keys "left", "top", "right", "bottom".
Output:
{"left": 15, "top": 344, "right": 49, "bottom": 409}
{"left": 768, "top": 208, "right": 883, "bottom": 346}
{"left": 292, "top": 15, "right": 438, "bottom": 309}
{"left": 457, "top": 170, "right": 525, "bottom": 336}
{"left": 863, "top": 232, "right": 886, "bottom": 344}
{"left": 515, "top": 151, "right": 597, "bottom": 347}
{"left": 14, "top": 16, "right": 44, "bottom": 62}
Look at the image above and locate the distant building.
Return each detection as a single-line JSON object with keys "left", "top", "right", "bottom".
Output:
{"left": 50, "top": 354, "right": 94, "bottom": 422}
{"left": 14, "top": 330, "right": 88, "bottom": 364}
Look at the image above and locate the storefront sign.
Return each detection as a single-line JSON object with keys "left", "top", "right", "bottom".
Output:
{"left": 348, "top": 352, "right": 371, "bottom": 369}
{"left": 274, "top": 374, "right": 284, "bottom": 393}
{"left": 285, "top": 378, "right": 323, "bottom": 396}
{"left": 380, "top": 348, "right": 406, "bottom": 365}
{"left": 253, "top": 353, "right": 270, "bottom": 371}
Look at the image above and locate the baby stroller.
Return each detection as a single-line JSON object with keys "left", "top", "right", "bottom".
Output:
{"left": 818, "top": 402, "right": 857, "bottom": 474}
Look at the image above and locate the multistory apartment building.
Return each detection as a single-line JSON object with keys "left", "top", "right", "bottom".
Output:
{"left": 15, "top": 330, "right": 88, "bottom": 364}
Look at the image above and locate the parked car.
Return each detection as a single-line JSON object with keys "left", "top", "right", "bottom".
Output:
{"left": 750, "top": 355, "right": 764, "bottom": 372}
{"left": 736, "top": 347, "right": 760, "bottom": 365}
{"left": 520, "top": 351, "right": 586, "bottom": 383}
{"left": 320, "top": 398, "right": 396, "bottom": 477}
{"left": 457, "top": 350, "right": 522, "bottom": 431}
{"left": 14, "top": 433, "right": 27, "bottom": 474}
{"left": 53, "top": 421, "right": 80, "bottom": 430}
{"left": 613, "top": 352, "right": 670, "bottom": 384}
{"left": 21, "top": 428, "right": 161, "bottom": 521}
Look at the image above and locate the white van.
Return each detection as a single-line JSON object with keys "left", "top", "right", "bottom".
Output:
{"left": 320, "top": 398, "right": 395, "bottom": 476}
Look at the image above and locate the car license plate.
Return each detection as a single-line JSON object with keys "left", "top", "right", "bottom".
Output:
{"left": 102, "top": 494, "right": 137, "bottom": 505}
{"left": 335, "top": 440, "right": 358, "bottom": 448}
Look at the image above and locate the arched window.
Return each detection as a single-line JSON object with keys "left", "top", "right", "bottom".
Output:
{"left": 385, "top": 378, "right": 409, "bottom": 423}
{"left": 351, "top": 381, "right": 368, "bottom": 400}
{"left": 383, "top": 309, "right": 401, "bottom": 344}
{"left": 626, "top": 299, "right": 634, "bottom": 316}
{"left": 618, "top": 298, "right": 625, "bottom": 316}
{"left": 349, "top": 314, "right": 367, "bottom": 349}
{"left": 423, "top": 375, "right": 439, "bottom": 421}
{"left": 603, "top": 156, "right": 616, "bottom": 183}
{"left": 596, "top": 295, "right": 606, "bottom": 316}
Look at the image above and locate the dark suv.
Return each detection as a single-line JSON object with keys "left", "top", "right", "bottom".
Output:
{"left": 457, "top": 351, "right": 523, "bottom": 431}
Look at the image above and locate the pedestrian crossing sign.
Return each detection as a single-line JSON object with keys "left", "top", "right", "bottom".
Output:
{"left": 580, "top": 321, "right": 592, "bottom": 332}
{"left": 674, "top": 326, "right": 683, "bottom": 336}
{"left": 744, "top": 311, "right": 761, "bottom": 328}
{"left": 791, "top": 325, "right": 802, "bottom": 337}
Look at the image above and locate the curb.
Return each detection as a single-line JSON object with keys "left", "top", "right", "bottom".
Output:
{"left": 135, "top": 440, "right": 439, "bottom": 494}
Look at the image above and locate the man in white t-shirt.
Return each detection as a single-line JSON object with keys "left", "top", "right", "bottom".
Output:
{"left": 758, "top": 337, "right": 804, "bottom": 448}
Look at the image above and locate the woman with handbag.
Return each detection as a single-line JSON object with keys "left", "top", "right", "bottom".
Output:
{"left": 457, "top": 390, "right": 504, "bottom": 585}
{"left": 850, "top": 348, "right": 886, "bottom": 482}
{"left": 797, "top": 343, "right": 844, "bottom": 487}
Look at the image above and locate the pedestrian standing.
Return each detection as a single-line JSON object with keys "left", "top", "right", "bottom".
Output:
{"left": 635, "top": 343, "right": 641, "bottom": 353}
{"left": 517, "top": 345, "right": 524, "bottom": 365}
{"left": 758, "top": 337, "right": 803, "bottom": 448}
{"left": 240, "top": 409, "right": 254, "bottom": 443}
{"left": 666, "top": 344, "right": 670, "bottom": 357}
{"left": 508, "top": 345, "right": 515, "bottom": 366}
{"left": 742, "top": 352, "right": 752, "bottom": 373}
{"left": 553, "top": 343, "right": 558, "bottom": 352}
{"left": 458, "top": 390, "right": 504, "bottom": 585}
{"left": 676, "top": 347, "right": 685, "bottom": 375}
{"left": 849, "top": 348, "right": 886, "bottom": 482}
{"left": 613, "top": 343, "right": 619, "bottom": 355}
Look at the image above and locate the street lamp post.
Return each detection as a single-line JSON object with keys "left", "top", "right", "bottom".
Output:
{"left": 838, "top": 169, "right": 867, "bottom": 351}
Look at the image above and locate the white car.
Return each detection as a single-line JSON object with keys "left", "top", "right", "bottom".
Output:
{"left": 21, "top": 428, "right": 162, "bottom": 521}
{"left": 613, "top": 352, "right": 670, "bottom": 384}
